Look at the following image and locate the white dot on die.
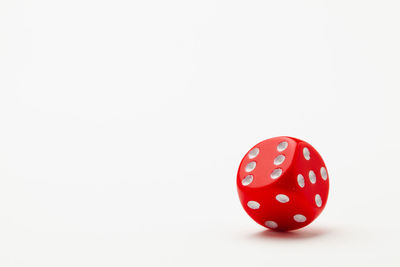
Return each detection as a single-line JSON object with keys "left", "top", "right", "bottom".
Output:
{"left": 274, "top": 155, "right": 285, "bottom": 165}
{"left": 277, "top": 141, "right": 288, "bottom": 152}
{"left": 315, "top": 194, "right": 322, "bottom": 207}
{"left": 294, "top": 214, "right": 307, "bottom": 223}
{"left": 242, "top": 175, "right": 253, "bottom": 186}
{"left": 245, "top": 162, "right": 256, "bottom": 172}
{"left": 270, "top": 168, "right": 282, "bottom": 179}
{"left": 265, "top": 221, "right": 278, "bottom": 229}
{"left": 247, "top": 201, "right": 260, "bottom": 209}
{"left": 320, "top": 167, "right": 328, "bottom": 180}
{"left": 297, "top": 174, "right": 305, "bottom": 188}
{"left": 303, "top": 147, "right": 310, "bottom": 160}
{"left": 276, "top": 194, "right": 290, "bottom": 203}
{"left": 248, "top": 148, "right": 260, "bottom": 159}
{"left": 309, "top": 170, "right": 316, "bottom": 184}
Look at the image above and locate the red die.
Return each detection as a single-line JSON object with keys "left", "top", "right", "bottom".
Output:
{"left": 237, "top": 136, "right": 329, "bottom": 231}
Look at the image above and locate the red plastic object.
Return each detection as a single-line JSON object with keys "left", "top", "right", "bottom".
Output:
{"left": 237, "top": 136, "right": 329, "bottom": 231}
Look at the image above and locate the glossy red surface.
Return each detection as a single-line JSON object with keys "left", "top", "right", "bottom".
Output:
{"left": 237, "top": 136, "right": 329, "bottom": 231}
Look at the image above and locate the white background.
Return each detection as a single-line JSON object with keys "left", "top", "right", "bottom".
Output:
{"left": 1, "top": 1, "right": 400, "bottom": 266}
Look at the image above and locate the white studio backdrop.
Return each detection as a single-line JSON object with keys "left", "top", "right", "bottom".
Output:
{"left": 1, "top": 0, "right": 400, "bottom": 266}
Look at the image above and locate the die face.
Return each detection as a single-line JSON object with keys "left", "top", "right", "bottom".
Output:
{"left": 291, "top": 140, "right": 329, "bottom": 222}
{"left": 237, "top": 136, "right": 296, "bottom": 189}
{"left": 237, "top": 136, "right": 329, "bottom": 231}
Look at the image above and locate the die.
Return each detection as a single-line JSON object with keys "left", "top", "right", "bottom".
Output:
{"left": 236, "top": 136, "right": 329, "bottom": 231}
